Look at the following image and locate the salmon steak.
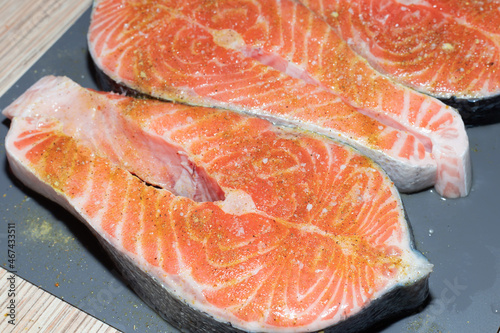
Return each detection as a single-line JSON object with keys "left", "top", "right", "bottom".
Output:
{"left": 3, "top": 76, "right": 432, "bottom": 332}
{"left": 299, "top": 0, "right": 500, "bottom": 125}
{"left": 88, "top": 0, "right": 471, "bottom": 198}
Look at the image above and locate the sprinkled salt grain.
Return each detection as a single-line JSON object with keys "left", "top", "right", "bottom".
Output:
{"left": 306, "top": 203, "right": 313, "bottom": 211}
{"left": 340, "top": 164, "right": 346, "bottom": 170}
{"left": 262, "top": 158, "right": 268, "bottom": 164}
{"left": 378, "top": 125, "right": 383, "bottom": 130}
{"left": 442, "top": 43, "right": 454, "bottom": 51}
{"left": 322, "top": 208, "right": 328, "bottom": 214}
{"left": 428, "top": 229, "right": 434, "bottom": 236}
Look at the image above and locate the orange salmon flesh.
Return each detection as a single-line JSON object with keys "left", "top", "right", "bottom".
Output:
{"left": 3, "top": 76, "right": 432, "bottom": 332}
{"left": 300, "top": 0, "right": 500, "bottom": 99}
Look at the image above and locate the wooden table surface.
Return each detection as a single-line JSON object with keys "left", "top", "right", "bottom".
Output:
{"left": 0, "top": 1, "right": 121, "bottom": 332}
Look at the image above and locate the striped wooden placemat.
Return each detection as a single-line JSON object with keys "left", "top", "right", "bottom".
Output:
{"left": 0, "top": 1, "right": 121, "bottom": 332}
{"left": 0, "top": 267, "right": 120, "bottom": 333}
{"left": 0, "top": 0, "right": 93, "bottom": 97}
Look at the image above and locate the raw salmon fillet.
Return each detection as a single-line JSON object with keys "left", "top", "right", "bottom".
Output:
{"left": 3, "top": 76, "right": 432, "bottom": 332}
{"left": 87, "top": 0, "right": 471, "bottom": 198}
{"left": 299, "top": 0, "right": 500, "bottom": 124}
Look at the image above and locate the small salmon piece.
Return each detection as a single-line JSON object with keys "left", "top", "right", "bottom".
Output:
{"left": 3, "top": 76, "right": 432, "bottom": 332}
{"left": 88, "top": 0, "right": 471, "bottom": 198}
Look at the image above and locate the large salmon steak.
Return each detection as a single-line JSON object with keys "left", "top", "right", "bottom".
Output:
{"left": 3, "top": 76, "right": 432, "bottom": 332}
{"left": 87, "top": 0, "right": 471, "bottom": 199}
{"left": 299, "top": 0, "right": 500, "bottom": 125}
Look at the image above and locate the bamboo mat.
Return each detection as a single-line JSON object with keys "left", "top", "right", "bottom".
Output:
{"left": 0, "top": 0, "right": 92, "bottom": 97}
{"left": 0, "top": 0, "right": 120, "bottom": 332}
{"left": 0, "top": 269, "right": 119, "bottom": 333}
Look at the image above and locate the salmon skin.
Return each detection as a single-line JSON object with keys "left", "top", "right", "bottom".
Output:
{"left": 443, "top": 94, "right": 500, "bottom": 127}
{"left": 88, "top": 0, "right": 471, "bottom": 198}
{"left": 3, "top": 76, "right": 432, "bottom": 333}
{"left": 298, "top": 0, "right": 500, "bottom": 126}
